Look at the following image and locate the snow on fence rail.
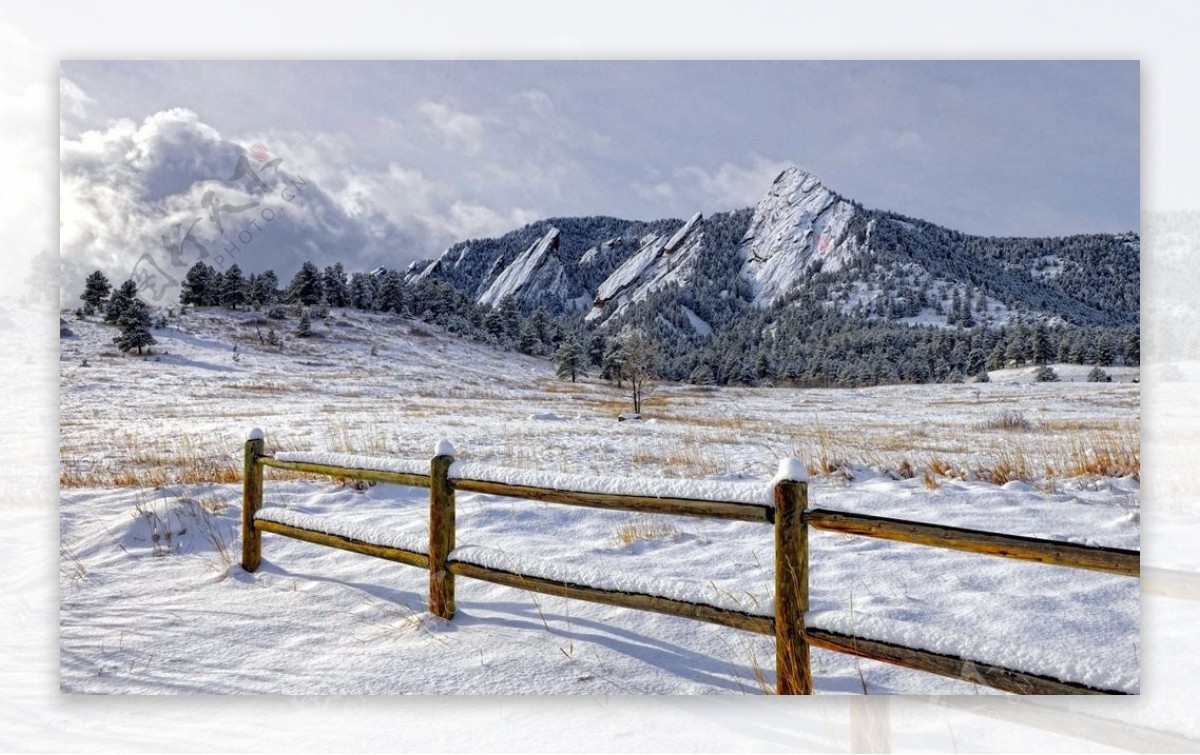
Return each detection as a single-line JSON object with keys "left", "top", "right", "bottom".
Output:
{"left": 241, "top": 430, "right": 1140, "bottom": 695}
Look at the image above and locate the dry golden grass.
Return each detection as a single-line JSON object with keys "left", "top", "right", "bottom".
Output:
{"left": 61, "top": 429, "right": 243, "bottom": 488}
{"left": 1062, "top": 432, "right": 1141, "bottom": 480}
{"left": 613, "top": 514, "right": 681, "bottom": 546}
{"left": 623, "top": 428, "right": 741, "bottom": 478}
{"left": 783, "top": 415, "right": 1139, "bottom": 488}
{"left": 975, "top": 447, "right": 1033, "bottom": 485}
{"left": 663, "top": 412, "right": 771, "bottom": 434}
{"left": 538, "top": 379, "right": 593, "bottom": 395}
{"left": 927, "top": 457, "right": 955, "bottom": 477}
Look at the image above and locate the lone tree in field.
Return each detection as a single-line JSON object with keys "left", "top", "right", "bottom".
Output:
{"left": 617, "top": 330, "right": 661, "bottom": 414}
{"left": 554, "top": 336, "right": 586, "bottom": 383}
{"left": 81, "top": 270, "right": 111, "bottom": 314}
{"left": 113, "top": 299, "right": 156, "bottom": 355}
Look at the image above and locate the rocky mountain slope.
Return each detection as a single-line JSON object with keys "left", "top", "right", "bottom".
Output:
{"left": 408, "top": 167, "right": 1139, "bottom": 338}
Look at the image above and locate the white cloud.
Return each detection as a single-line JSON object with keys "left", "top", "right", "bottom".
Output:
{"left": 58, "top": 107, "right": 550, "bottom": 305}
{"left": 416, "top": 101, "right": 487, "bottom": 155}
{"left": 631, "top": 180, "right": 675, "bottom": 203}
{"left": 674, "top": 155, "right": 794, "bottom": 211}
{"left": 510, "top": 89, "right": 555, "bottom": 119}
{"left": 60, "top": 109, "right": 417, "bottom": 304}
{"left": 59, "top": 77, "right": 94, "bottom": 128}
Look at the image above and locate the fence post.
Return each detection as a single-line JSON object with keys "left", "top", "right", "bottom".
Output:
{"left": 774, "top": 459, "right": 811, "bottom": 694}
{"left": 429, "top": 440, "right": 457, "bottom": 619}
{"left": 241, "top": 428, "right": 265, "bottom": 572}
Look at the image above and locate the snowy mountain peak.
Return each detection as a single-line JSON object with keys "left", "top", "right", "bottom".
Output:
{"left": 404, "top": 164, "right": 1137, "bottom": 347}
{"left": 770, "top": 165, "right": 830, "bottom": 196}
{"left": 477, "top": 227, "right": 567, "bottom": 309}
{"left": 739, "top": 167, "right": 859, "bottom": 307}
{"left": 586, "top": 212, "right": 705, "bottom": 323}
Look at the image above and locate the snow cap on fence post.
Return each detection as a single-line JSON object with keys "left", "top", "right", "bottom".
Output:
{"left": 434, "top": 439, "right": 456, "bottom": 458}
{"left": 248, "top": 427, "right": 264, "bottom": 441}
{"left": 775, "top": 458, "right": 808, "bottom": 484}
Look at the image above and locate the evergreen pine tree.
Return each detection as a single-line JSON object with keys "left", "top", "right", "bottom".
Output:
{"left": 601, "top": 338, "right": 627, "bottom": 387}
{"left": 221, "top": 264, "right": 247, "bottom": 309}
{"left": 965, "top": 348, "right": 985, "bottom": 377}
{"left": 1123, "top": 330, "right": 1140, "bottom": 366}
{"left": 1068, "top": 339, "right": 1084, "bottom": 364}
{"left": 348, "top": 272, "right": 378, "bottom": 310}
{"left": 322, "top": 263, "right": 348, "bottom": 308}
{"left": 1035, "top": 365, "right": 1060, "bottom": 382}
{"left": 288, "top": 261, "right": 325, "bottom": 305}
{"left": 529, "top": 307, "right": 554, "bottom": 346}
{"left": 482, "top": 309, "right": 507, "bottom": 342}
{"left": 1031, "top": 324, "right": 1048, "bottom": 365}
{"left": 948, "top": 289, "right": 963, "bottom": 325}
{"left": 586, "top": 332, "right": 607, "bottom": 367}
{"left": 986, "top": 342, "right": 1006, "bottom": 371}
{"left": 105, "top": 279, "right": 139, "bottom": 323}
{"left": 377, "top": 271, "right": 405, "bottom": 313}
{"left": 689, "top": 360, "right": 715, "bottom": 385}
{"left": 1004, "top": 335, "right": 1025, "bottom": 367}
{"left": 181, "top": 262, "right": 215, "bottom": 306}
{"left": 497, "top": 296, "right": 521, "bottom": 341}
{"left": 113, "top": 299, "right": 156, "bottom": 355}
{"left": 296, "top": 309, "right": 313, "bottom": 337}
{"left": 554, "top": 337, "right": 585, "bottom": 383}
{"left": 517, "top": 319, "right": 541, "bottom": 355}
{"left": 753, "top": 351, "right": 772, "bottom": 381}
{"left": 1056, "top": 337, "right": 1071, "bottom": 364}
{"left": 81, "top": 270, "right": 111, "bottom": 314}
{"left": 22, "top": 250, "right": 58, "bottom": 308}
{"left": 250, "top": 269, "right": 279, "bottom": 309}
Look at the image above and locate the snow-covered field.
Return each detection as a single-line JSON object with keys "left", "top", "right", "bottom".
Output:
{"left": 59, "top": 308, "right": 1141, "bottom": 695}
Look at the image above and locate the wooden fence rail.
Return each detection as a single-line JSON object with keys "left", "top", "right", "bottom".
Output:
{"left": 241, "top": 429, "right": 1138, "bottom": 695}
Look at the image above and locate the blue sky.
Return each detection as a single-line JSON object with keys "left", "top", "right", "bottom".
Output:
{"left": 59, "top": 60, "right": 1139, "bottom": 296}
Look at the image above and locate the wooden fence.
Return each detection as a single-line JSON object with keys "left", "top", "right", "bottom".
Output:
{"left": 240, "top": 430, "right": 1140, "bottom": 695}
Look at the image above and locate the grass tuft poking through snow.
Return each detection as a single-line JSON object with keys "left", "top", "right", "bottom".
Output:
{"left": 612, "top": 514, "right": 681, "bottom": 547}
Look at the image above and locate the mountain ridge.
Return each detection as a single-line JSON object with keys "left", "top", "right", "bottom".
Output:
{"left": 407, "top": 166, "right": 1138, "bottom": 337}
